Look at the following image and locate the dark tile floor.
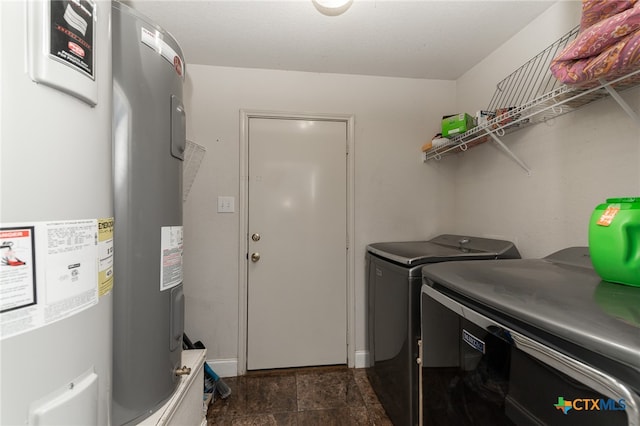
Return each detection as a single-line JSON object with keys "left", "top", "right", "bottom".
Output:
{"left": 206, "top": 366, "right": 393, "bottom": 425}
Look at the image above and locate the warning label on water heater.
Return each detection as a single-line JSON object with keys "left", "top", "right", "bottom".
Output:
{"left": 160, "top": 226, "right": 183, "bottom": 291}
{"left": 49, "top": 0, "right": 95, "bottom": 79}
{"left": 0, "top": 219, "right": 101, "bottom": 340}
{"left": 0, "top": 227, "right": 37, "bottom": 313}
{"left": 97, "top": 218, "right": 114, "bottom": 297}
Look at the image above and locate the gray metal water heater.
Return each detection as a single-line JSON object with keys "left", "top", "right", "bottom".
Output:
{"left": 112, "top": 3, "right": 186, "bottom": 424}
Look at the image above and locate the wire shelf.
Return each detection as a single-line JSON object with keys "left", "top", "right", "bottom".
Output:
{"left": 487, "top": 26, "right": 579, "bottom": 112}
{"left": 424, "top": 24, "right": 640, "bottom": 163}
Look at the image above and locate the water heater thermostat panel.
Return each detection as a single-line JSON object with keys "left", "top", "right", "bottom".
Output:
{"left": 171, "top": 95, "right": 186, "bottom": 160}
{"left": 27, "top": 0, "right": 98, "bottom": 106}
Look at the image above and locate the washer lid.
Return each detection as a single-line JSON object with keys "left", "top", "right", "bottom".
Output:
{"left": 422, "top": 247, "right": 640, "bottom": 389}
{"left": 367, "top": 234, "right": 520, "bottom": 266}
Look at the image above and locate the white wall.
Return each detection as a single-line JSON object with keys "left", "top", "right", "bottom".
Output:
{"left": 183, "top": 0, "right": 640, "bottom": 369}
{"left": 182, "top": 66, "right": 456, "bottom": 369}
{"left": 453, "top": 1, "right": 640, "bottom": 258}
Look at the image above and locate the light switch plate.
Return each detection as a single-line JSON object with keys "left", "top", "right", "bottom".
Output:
{"left": 217, "top": 196, "right": 235, "bottom": 213}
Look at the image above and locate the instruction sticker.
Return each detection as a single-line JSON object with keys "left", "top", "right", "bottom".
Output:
{"left": 160, "top": 226, "right": 183, "bottom": 291}
{"left": 44, "top": 220, "right": 97, "bottom": 323}
{"left": 49, "top": 0, "right": 95, "bottom": 79}
{"left": 597, "top": 205, "right": 621, "bottom": 227}
{"left": 0, "top": 219, "right": 101, "bottom": 340}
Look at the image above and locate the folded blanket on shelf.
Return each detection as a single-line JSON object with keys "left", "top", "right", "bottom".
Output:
{"left": 550, "top": 0, "right": 640, "bottom": 86}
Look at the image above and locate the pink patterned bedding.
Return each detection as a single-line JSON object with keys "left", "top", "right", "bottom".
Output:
{"left": 550, "top": 0, "right": 640, "bottom": 87}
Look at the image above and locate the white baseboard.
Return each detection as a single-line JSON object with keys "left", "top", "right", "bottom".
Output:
{"left": 354, "top": 350, "right": 370, "bottom": 368}
{"left": 206, "top": 358, "right": 238, "bottom": 378}
{"left": 208, "top": 354, "right": 369, "bottom": 376}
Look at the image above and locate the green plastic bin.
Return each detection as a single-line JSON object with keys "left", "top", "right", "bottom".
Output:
{"left": 588, "top": 197, "right": 640, "bottom": 287}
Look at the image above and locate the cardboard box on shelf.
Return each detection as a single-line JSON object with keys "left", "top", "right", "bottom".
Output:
{"left": 442, "top": 113, "right": 475, "bottom": 137}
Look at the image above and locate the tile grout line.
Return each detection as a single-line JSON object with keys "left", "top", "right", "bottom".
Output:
{"left": 294, "top": 370, "right": 299, "bottom": 414}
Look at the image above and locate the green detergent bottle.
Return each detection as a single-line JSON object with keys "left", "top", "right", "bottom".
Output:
{"left": 588, "top": 197, "right": 640, "bottom": 287}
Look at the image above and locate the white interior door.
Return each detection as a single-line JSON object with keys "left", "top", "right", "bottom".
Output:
{"left": 247, "top": 117, "right": 347, "bottom": 370}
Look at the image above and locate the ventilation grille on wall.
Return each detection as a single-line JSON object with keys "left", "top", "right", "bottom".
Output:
{"left": 183, "top": 140, "right": 206, "bottom": 202}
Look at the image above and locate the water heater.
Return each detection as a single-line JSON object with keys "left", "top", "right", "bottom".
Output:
{"left": 112, "top": 3, "right": 186, "bottom": 424}
{"left": 1, "top": 0, "right": 113, "bottom": 424}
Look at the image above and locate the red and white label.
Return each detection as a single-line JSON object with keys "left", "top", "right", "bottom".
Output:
{"left": 0, "top": 230, "right": 30, "bottom": 239}
{"left": 174, "top": 56, "right": 183, "bottom": 77}
{"left": 68, "top": 41, "right": 85, "bottom": 58}
{"left": 597, "top": 206, "right": 620, "bottom": 226}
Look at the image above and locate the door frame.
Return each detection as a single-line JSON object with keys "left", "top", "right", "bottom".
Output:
{"left": 238, "top": 109, "right": 355, "bottom": 375}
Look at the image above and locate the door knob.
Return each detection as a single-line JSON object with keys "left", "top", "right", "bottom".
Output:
{"left": 251, "top": 252, "right": 261, "bottom": 262}
{"left": 251, "top": 233, "right": 261, "bottom": 242}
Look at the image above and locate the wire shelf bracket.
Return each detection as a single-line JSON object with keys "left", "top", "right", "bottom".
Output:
{"left": 485, "top": 131, "right": 531, "bottom": 175}
{"left": 599, "top": 78, "right": 640, "bottom": 128}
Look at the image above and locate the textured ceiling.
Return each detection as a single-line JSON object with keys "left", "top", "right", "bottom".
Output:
{"left": 125, "top": 0, "right": 557, "bottom": 79}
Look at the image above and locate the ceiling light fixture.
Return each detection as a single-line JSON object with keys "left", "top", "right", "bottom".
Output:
{"left": 312, "top": 0, "right": 353, "bottom": 16}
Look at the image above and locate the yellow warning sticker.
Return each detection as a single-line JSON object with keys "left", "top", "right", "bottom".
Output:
{"left": 98, "top": 218, "right": 114, "bottom": 296}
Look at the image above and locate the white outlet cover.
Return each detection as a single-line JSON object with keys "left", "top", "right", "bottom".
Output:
{"left": 217, "top": 196, "right": 235, "bottom": 213}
